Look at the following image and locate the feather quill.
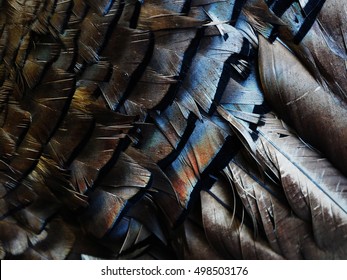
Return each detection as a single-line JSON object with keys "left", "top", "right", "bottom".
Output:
{"left": 252, "top": 113, "right": 347, "bottom": 257}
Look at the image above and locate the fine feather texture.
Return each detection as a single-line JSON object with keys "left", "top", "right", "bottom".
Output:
{"left": 200, "top": 179, "right": 284, "bottom": 259}
{"left": 243, "top": 0, "right": 347, "bottom": 102}
{"left": 258, "top": 36, "right": 347, "bottom": 176}
{"left": 224, "top": 159, "right": 331, "bottom": 259}
{"left": 253, "top": 114, "right": 347, "bottom": 257}
{"left": 0, "top": 0, "right": 347, "bottom": 260}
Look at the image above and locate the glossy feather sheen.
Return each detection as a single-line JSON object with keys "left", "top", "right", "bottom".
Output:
{"left": 252, "top": 114, "right": 347, "bottom": 256}
{"left": 258, "top": 36, "right": 347, "bottom": 176}
{"left": 0, "top": 0, "right": 346, "bottom": 260}
{"left": 244, "top": 0, "right": 347, "bottom": 102}
{"left": 201, "top": 179, "right": 283, "bottom": 259}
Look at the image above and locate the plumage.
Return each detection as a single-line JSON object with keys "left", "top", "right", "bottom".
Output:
{"left": 0, "top": 0, "right": 346, "bottom": 260}
{"left": 243, "top": 0, "right": 347, "bottom": 102}
{"left": 258, "top": 36, "right": 347, "bottom": 175}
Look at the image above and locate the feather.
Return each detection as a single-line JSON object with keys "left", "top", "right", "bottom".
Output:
{"left": 166, "top": 116, "right": 230, "bottom": 210}
{"left": 77, "top": 1, "right": 122, "bottom": 64}
{"left": 225, "top": 155, "right": 334, "bottom": 259}
{"left": 0, "top": 128, "right": 15, "bottom": 159}
{"left": 48, "top": 0, "right": 73, "bottom": 35}
{"left": 126, "top": 194, "right": 167, "bottom": 245}
{"left": 149, "top": 28, "right": 202, "bottom": 112}
{"left": 31, "top": 0, "right": 56, "bottom": 34}
{"left": 149, "top": 102, "right": 197, "bottom": 161}
{"left": 0, "top": 134, "right": 42, "bottom": 192}
{"left": 22, "top": 219, "right": 75, "bottom": 260}
{"left": 176, "top": 89, "right": 202, "bottom": 120}
{"left": 98, "top": 152, "right": 151, "bottom": 190}
{"left": 46, "top": 111, "right": 93, "bottom": 165}
{"left": 252, "top": 113, "right": 347, "bottom": 257}
{"left": 217, "top": 106, "right": 257, "bottom": 155}
{"left": 192, "top": 0, "right": 226, "bottom": 5}
{"left": 242, "top": 0, "right": 285, "bottom": 38}
{"left": 52, "top": 29, "right": 78, "bottom": 71}
{"left": 125, "top": 146, "right": 176, "bottom": 196}
{"left": 182, "top": 54, "right": 225, "bottom": 113}
{"left": 80, "top": 60, "right": 111, "bottom": 83}
{"left": 180, "top": 28, "right": 252, "bottom": 114}
{"left": 244, "top": 0, "right": 347, "bottom": 102}
{"left": 5, "top": 168, "right": 62, "bottom": 233}
{"left": 1, "top": 0, "right": 347, "bottom": 260}
{"left": 220, "top": 78, "right": 264, "bottom": 106}
{"left": 126, "top": 68, "right": 177, "bottom": 111}
{"left": 118, "top": 218, "right": 151, "bottom": 254}
{"left": 86, "top": 0, "right": 115, "bottom": 16}
{"left": 100, "top": 26, "right": 153, "bottom": 111}
{"left": 81, "top": 189, "right": 127, "bottom": 238}
{"left": 32, "top": 156, "right": 88, "bottom": 208}
{"left": 280, "top": 1, "right": 347, "bottom": 102}
{"left": 124, "top": 27, "right": 198, "bottom": 113}
{"left": 0, "top": 221, "right": 29, "bottom": 256}
{"left": 69, "top": 123, "right": 131, "bottom": 194}
{"left": 21, "top": 68, "right": 74, "bottom": 142}
{"left": 136, "top": 123, "right": 175, "bottom": 163}
{"left": 1, "top": 101, "right": 31, "bottom": 145}
{"left": 138, "top": 4, "right": 205, "bottom": 31}
{"left": 258, "top": 36, "right": 347, "bottom": 175}
{"left": 124, "top": 146, "right": 180, "bottom": 229}
{"left": 13, "top": 201, "right": 60, "bottom": 234}
{"left": 200, "top": 178, "right": 284, "bottom": 259}
{"left": 173, "top": 216, "right": 224, "bottom": 260}
{"left": 142, "top": 0, "right": 187, "bottom": 14}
